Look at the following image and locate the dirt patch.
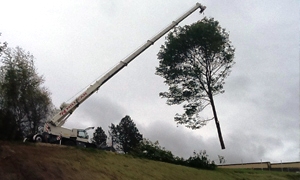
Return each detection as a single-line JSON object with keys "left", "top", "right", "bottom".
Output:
{"left": 0, "top": 142, "right": 67, "bottom": 180}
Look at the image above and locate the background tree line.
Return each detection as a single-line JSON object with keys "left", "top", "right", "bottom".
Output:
{"left": 92, "top": 115, "right": 217, "bottom": 170}
{"left": 133, "top": 139, "right": 217, "bottom": 170}
{"left": 92, "top": 115, "right": 143, "bottom": 154}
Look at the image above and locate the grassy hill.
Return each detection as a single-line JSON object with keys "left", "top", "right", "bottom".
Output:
{"left": 0, "top": 141, "right": 299, "bottom": 180}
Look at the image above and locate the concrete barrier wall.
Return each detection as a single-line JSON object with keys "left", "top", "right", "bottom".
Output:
{"left": 272, "top": 162, "right": 300, "bottom": 168}
{"left": 218, "top": 162, "right": 270, "bottom": 170}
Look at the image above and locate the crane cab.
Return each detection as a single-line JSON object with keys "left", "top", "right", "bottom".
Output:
{"left": 72, "top": 129, "right": 89, "bottom": 143}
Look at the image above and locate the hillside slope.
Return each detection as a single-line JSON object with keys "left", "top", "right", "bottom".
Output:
{"left": 0, "top": 141, "right": 299, "bottom": 180}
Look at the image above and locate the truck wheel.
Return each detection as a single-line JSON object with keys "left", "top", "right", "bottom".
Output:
{"left": 35, "top": 135, "right": 43, "bottom": 142}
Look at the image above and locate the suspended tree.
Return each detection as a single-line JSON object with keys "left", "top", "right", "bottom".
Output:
{"left": 156, "top": 17, "right": 235, "bottom": 149}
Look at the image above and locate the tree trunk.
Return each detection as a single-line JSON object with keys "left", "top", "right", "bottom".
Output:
{"left": 209, "top": 93, "right": 226, "bottom": 149}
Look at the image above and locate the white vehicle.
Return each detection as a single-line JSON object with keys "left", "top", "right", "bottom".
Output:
{"left": 27, "top": 3, "right": 206, "bottom": 147}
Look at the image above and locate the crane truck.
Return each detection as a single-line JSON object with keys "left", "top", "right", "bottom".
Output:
{"left": 25, "top": 3, "right": 206, "bottom": 148}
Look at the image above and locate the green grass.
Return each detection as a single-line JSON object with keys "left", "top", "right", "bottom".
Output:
{"left": 0, "top": 141, "right": 299, "bottom": 180}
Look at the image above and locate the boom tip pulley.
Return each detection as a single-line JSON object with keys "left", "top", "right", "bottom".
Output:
{"left": 196, "top": 3, "right": 206, "bottom": 14}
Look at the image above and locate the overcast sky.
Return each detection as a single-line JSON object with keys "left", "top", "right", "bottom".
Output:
{"left": 1, "top": 0, "right": 299, "bottom": 164}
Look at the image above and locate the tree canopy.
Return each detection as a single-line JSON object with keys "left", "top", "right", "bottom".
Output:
{"left": 109, "top": 115, "right": 143, "bottom": 153}
{"left": 0, "top": 46, "right": 52, "bottom": 139}
{"left": 156, "top": 17, "right": 235, "bottom": 149}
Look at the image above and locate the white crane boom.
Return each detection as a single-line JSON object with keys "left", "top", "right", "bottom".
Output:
{"left": 50, "top": 3, "right": 206, "bottom": 127}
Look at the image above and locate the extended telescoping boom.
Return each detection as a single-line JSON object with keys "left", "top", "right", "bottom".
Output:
{"left": 29, "top": 3, "right": 206, "bottom": 147}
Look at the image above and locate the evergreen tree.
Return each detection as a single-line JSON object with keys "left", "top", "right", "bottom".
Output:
{"left": 92, "top": 127, "right": 107, "bottom": 147}
{"left": 109, "top": 115, "right": 142, "bottom": 153}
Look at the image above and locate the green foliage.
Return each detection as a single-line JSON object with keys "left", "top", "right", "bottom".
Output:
{"left": 0, "top": 47, "right": 52, "bottom": 139}
{"left": 186, "top": 150, "right": 216, "bottom": 170}
{"left": 91, "top": 126, "right": 107, "bottom": 147}
{"left": 132, "top": 139, "right": 216, "bottom": 170}
{"left": 156, "top": 17, "right": 235, "bottom": 129}
{"left": 109, "top": 115, "right": 143, "bottom": 153}
{"left": 132, "top": 139, "right": 175, "bottom": 163}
